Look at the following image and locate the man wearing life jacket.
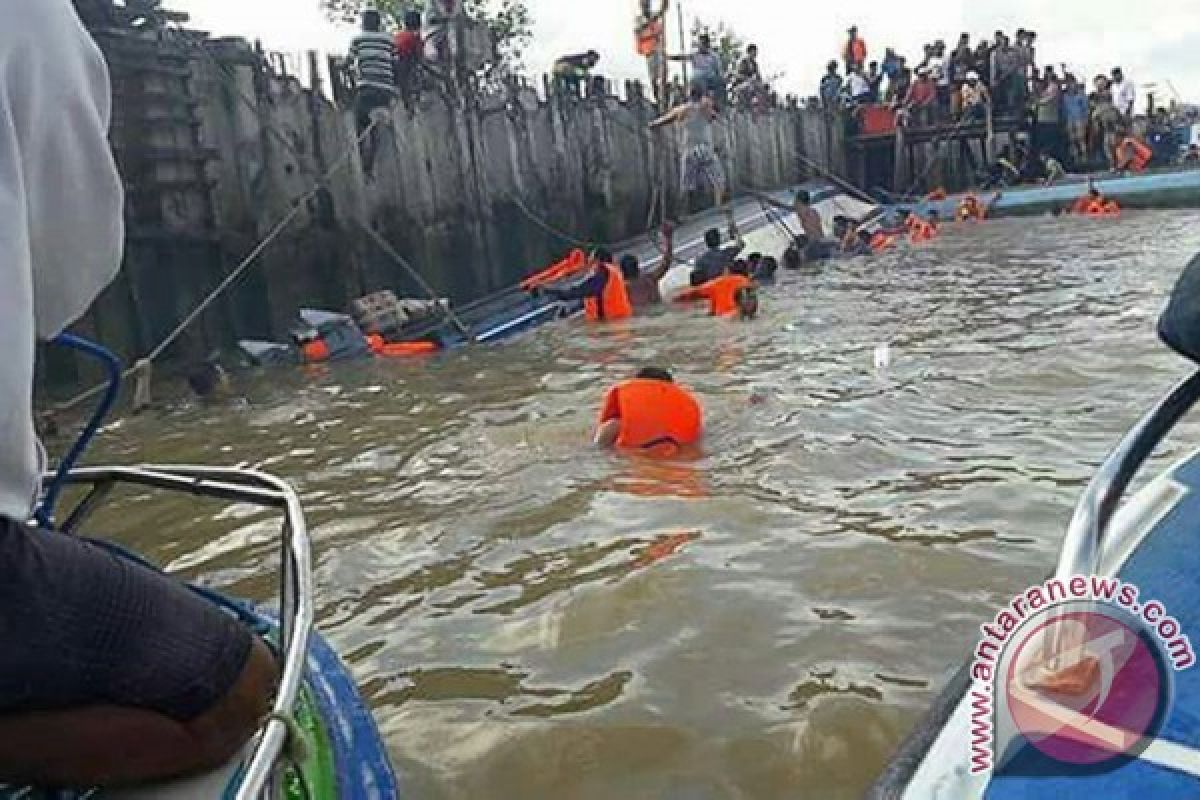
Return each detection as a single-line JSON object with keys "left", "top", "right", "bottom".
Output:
{"left": 0, "top": 0, "right": 279, "bottom": 785}
{"left": 539, "top": 248, "right": 634, "bottom": 322}
{"left": 1116, "top": 136, "right": 1153, "bottom": 174}
{"left": 906, "top": 212, "right": 938, "bottom": 243}
{"left": 843, "top": 26, "right": 867, "bottom": 73}
{"left": 957, "top": 194, "right": 984, "bottom": 222}
{"left": 675, "top": 260, "right": 756, "bottom": 317}
{"left": 633, "top": 0, "right": 669, "bottom": 109}
{"left": 594, "top": 367, "right": 703, "bottom": 452}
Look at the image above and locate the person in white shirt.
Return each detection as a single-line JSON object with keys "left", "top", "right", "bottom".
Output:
{"left": 0, "top": 0, "right": 277, "bottom": 787}
{"left": 1112, "top": 67, "right": 1137, "bottom": 121}
{"left": 846, "top": 65, "right": 871, "bottom": 103}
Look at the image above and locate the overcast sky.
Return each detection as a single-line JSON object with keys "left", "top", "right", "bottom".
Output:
{"left": 175, "top": 0, "right": 1199, "bottom": 104}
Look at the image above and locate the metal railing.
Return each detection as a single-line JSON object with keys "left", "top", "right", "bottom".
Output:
{"left": 50, "top": 465, "right": 314, "bottom": 800}
{"left": 1055, "top": 370, "right": 1200, "bottom": 579}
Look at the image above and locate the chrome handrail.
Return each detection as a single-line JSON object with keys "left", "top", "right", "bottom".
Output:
{"left": 1056, "top": 371, "right": 1200, "bottom": 579}
{"left": 46, "top": 465, "right": 313, "bottom": 800}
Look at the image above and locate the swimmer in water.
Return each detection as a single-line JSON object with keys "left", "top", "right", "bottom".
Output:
{"left": 621, "top": 222, "right": 676, "bottom": 310}
{"left": 594, "top": 367, "right": 704, "bottom": 451}
{"left": 676, "top": 259, "right": 756, "bottom": 317}
{"left": 755, "top": 255, "right": 779, "bottom": 284}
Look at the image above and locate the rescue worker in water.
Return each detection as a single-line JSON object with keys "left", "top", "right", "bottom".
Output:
{"left": 594, "top": 367, "right": 704, "bottom": 451}
{"left": 675, "top": 259, "right": 757, "bottom": 318}
{"left": 535, "top": 247, "right": 633, "bottom": 322}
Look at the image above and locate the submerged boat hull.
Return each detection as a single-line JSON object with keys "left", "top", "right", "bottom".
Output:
{"left": 897, "top": 167, "right": 1200, "bottom": 220}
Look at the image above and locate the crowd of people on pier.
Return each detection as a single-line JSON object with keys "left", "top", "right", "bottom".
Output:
{"left": 817, "top": 24, "right": 1199, "bottom": 180}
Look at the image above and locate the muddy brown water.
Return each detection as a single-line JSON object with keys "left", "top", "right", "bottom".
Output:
{"left": 74, "top": 211, "right": 1200, "bottom": 799}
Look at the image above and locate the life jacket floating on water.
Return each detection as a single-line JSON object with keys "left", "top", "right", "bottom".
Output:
{"left": 599, "top": 379, "right": 703, "bottom": 453}
{"left": 521, "top": 249, "right": 588, "bottom": 291}
{"left": 869, "top": 232, "right": 898, "bottom": 253}
{"left": 367, "top": 333, "right": 440, "bottom": 357}
{"left": 1085, "top": 199, "right": 1121, "bottom": 217}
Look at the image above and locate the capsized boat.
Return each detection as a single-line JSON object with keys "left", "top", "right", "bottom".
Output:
{"left": 869, "top": 253, "right": 1200, "bottom": 799}
{"left": 17, "top": 336, "right": 398, "bottom": 799}
{"left": 892, "top": 166, "right": 1200, "bottom": 221}
{"left": 239, "top": 183, "right": 870, "bottom": 370}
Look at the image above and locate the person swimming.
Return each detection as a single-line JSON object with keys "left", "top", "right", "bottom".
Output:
{"left": 676, "top": 259, "right": 756, "bottom": 317}
{"left": 538, "top": 247, "right": 634, "bottom": 321}
{"left": 620, "top": 222, "right": 676, "bottom": 309}
{"left": 755, "top": 255, "right": 779, "bottom": 284}
{"left": 594, "top": 367, "right": 704, "bottom": 452}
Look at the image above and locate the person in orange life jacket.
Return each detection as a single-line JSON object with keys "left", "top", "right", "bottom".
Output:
{"left": 1116, "top": 136, "right": 1153, "bottom": 174}
{"left": 620, "top": 222, "right": 675, "bottom": 309}
{"left": 538, "top": 248, "right": 633, "bottom": 321}
{"left": 676, "top": 259, "right": 756, "bottom": 317}
{"left": 594, "top": 367, "right": 703, "bottom": 450}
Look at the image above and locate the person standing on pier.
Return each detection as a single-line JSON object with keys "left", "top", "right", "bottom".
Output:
{"left": 650, "top": 87, "right": 735, "bottom": 232}
{"left": 348, "top": 10, "right": 398, "bottom": 175}
{"left": 843, "top": 26, "right": 867, "bottom": 74}
{"left": 670, "top": 33, "right": 725, "bottom": 110}
{"left": 634, "top": 0, "right": 670, "bottom": 109}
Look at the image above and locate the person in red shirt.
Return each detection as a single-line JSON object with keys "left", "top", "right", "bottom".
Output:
{"left": 904, "top": 67, "right": 937, "bottom": 127}
{"left": 393, "top": 11, "right": 423, "bottom": 109}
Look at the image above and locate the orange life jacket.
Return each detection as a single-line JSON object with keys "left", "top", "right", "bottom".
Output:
{"left": 1071, "top": 196, "right": 1097, "bottom": 214}
{"left": 584, "top": 263, "right": 634, "bottom": 321}
{"left": 907, "top": 216, "right": 937, "bottom": 243}
{"left": 380, "top": 341, "right": 439, "bottom": 357}
{"left": 844, "top": 37, "right": 867, "bottom": 64}
{"left": 521, "top": 249, "right": 588, "bottom": 290}
{"left": 957, "top": 196, "right": 985, "bottom": 221}
{"left": 869, "top": 232, "right": 897, "bottom": 252}
{"left": 677, "top": 273, "right": 754, "bottom": 317}
{"left": 636, "top": 17, "right": 664, "bottom": 57}
{"left": 599, "top": 379, "right": 703, "bottom": 450}
{"left": 926, "top": 188, "right": 948, "bottom": 202}
{"left": 302, "top": 339, "right": 330, "bottom": 364}
{"left": 1118, "top": 137, "right": 1152, "bottom": 172}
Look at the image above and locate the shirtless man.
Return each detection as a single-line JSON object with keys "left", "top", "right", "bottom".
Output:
{"left": 755, "top": 189, "right": 835, "bottom": 261}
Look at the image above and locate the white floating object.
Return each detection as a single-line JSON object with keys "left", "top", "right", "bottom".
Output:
{"left": 874, "top": 342, "right": 892, "bottom": 370}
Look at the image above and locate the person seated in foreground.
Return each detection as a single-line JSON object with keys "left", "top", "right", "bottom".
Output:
{"left": 620, "top": 222, "right": 675, "bottom": 309}
{"left": 675, "top": 259, "right": 756, "bottom": 317}
{"left": 539, "top": 248, "right": 634, "bottom": 322}
{"left": 594, "top": 367, "right": 703, "bottom": 452}
{"left": 691, "top": 224, "right": 745, "bottom": 285}
{"left": 0, "top": 0, "right": 279, "bottom": 787}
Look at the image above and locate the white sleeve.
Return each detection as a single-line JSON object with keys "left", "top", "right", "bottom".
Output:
{"left": 0, "top": 0, "right": 124, "bottom": 521}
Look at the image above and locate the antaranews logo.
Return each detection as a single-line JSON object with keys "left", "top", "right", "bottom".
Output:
{"left": 968, "top": 575, "right": 1195, "bottom": 777}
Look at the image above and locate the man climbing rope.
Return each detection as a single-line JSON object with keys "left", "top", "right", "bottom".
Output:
{"left": 0, "top": 0, "right": 278, "bottom": 787}
{"left": 649, "top": 86, "right": 735, "bottom": 231}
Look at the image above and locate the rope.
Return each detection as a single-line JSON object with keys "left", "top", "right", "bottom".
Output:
{"left": 52, "top": 115, "right": 383, "bottom": 415}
